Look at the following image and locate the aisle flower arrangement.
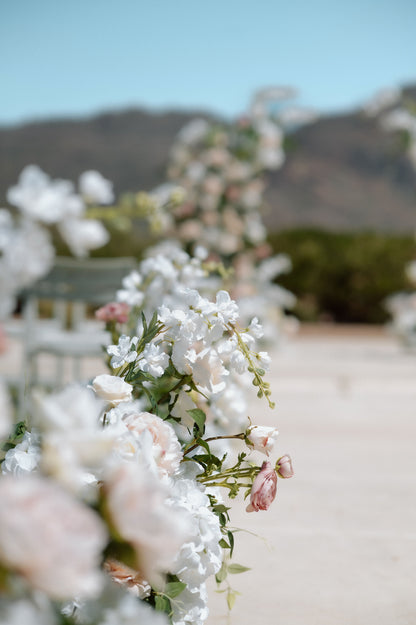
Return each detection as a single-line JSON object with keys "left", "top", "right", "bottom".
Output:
{"left": 378, "top": 100, "right": 416, "bottom": 346}
{"left": 0, "top": 165, "right": 113, "bottom": 321}
{"left": 150, "top": 87, "right": 315, "bottom": 343}
{"left": 0, "top": 245, "right": 293, "bottom": 624}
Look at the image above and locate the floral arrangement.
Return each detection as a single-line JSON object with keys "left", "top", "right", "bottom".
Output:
{"left": 0, "top": 245, "right": 293, "bottom": 624}
{"left": 377, "top": 98, "right": 416, "bottom": 346}
{"left": 0, "top": 165, "right": 113, "bottom": 321}
{"left": 150, "top": 87, "right": 315, "bottom": 343}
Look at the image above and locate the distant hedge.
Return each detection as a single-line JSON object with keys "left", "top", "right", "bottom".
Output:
{"left": 56, "top": 224, "right": 416, "bottom": 324}
{"left": 268, "top": 229, "right": 416, "bottom": 323}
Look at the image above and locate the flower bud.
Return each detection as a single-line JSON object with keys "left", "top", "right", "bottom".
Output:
{"left": 276, "top": 454, "right": 294, "bottom": 479}
{"left": 95, "top": 302, "right": 130, "bottom": 324}
{"left": 246, "top": 461, "right": 277, "bottom": 512}
{"left": 246, "top": 425, "right": 279, "bottom": 456}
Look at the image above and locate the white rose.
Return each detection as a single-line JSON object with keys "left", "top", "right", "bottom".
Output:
{"left": 246, "top": 425, "right": 279, "bottom": 456}
{"left": 0, "top": 474, "right": 107, "bottom": 600}
{"left": 92, "top": 375, "right": 133, "bottom": 406}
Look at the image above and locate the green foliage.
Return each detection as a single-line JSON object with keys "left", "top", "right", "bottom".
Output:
{"left": 268, "top": 228, "right": 416, "bottom": 323}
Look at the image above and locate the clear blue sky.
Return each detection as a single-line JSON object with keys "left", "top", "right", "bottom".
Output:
{"left": 1, "top": 0, "right": 415, "bottom": 125}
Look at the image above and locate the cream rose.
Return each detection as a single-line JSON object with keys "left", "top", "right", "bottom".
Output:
{"left": 92, "top": 374, "right": 133, "bottom": 406}
{"left": 246, "top": 424, "right": 279, "bottom": 456}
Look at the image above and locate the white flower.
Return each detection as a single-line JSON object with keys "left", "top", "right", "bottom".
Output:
{"left": 0, "top": 474, "right": 107, "bottom": 599}
{"left": 117, "top": 271, "right": 144, "bottom": 307}
{"left": 79, "top": 170, "right": 114, "bottom": 204}
{"left": 104, "top": 462, "right": 190, "bottom": 587}
{"left": 7, "top": 165, "right": 84, "bottom": 224}
{"left": 58, "top": 217, "right": 109, "bottom": 257}
{"left": 138, "top": 342, "right": 169, "bottom": 378}
{"left": 92, "top": 374, "right": 133, "bottom": 406}
{"left": 2, "top": 430, "right": 41, "bottom": 475}
{"left": 246, "top": 424, "right": 279, "bottom": 456}
{"left": 99, "top": 593, "right": 169, "bottom": 625}
{"left": 170, "top": 463, "right": 222, "bottom": 590}
{"left": 32, "top": 386, "right": 115, "bottom": 496}
{"left": 118, "top": 409, "right": 183, "bottom": 477}
{"left": 0, "top": 597, "right": 57, "bottom": 625}
{"left": 107, "top": 335, "right": 138, "bottom": 368}
{"left": 171, "top": 583, "right": 209, "bottom": 625}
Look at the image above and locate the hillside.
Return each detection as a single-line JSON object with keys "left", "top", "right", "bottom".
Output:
{"left": 1, "top": 89, "right": 416, "bottom": 233}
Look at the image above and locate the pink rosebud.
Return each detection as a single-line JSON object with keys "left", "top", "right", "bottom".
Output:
{"left": 246, "top": 461, "right": 277, "bottom": 513}
{"left": 95, "top": 302, "right": 130, "bottom": 324}
{"left": 246, "top": 425, "right": 279, "bottom": 456}
{"left": 276, "top": 454, "right": 294, "bottom": 479}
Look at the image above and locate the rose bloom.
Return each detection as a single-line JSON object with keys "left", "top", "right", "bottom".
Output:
{"left": 103, "top": 462, "right": 190, "bottom": 586}
{"left": 104, "top": 558, "right": 151, "bottom": 598}
{"left": 0, "top": 474, "right": 107, "bottom": 599}
{"left": 246, "top": 461, "right": 278, "bottom": 512}
{"left": 121, "top": 410, "right": 182, "bottom": 477}
{"left": 246, "top": 425, "right": 279, "bottom": 456}
{"left": 276, "top": 454, "right": 294, "bottom": 479}
{"left": 95, "top": 302, "right": 130, "bottom": 324}
{"left": 92, "top": 374, "right": 133, "bottom": 406}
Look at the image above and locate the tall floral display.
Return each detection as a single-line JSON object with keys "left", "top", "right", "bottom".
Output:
{"left": 376, "top": 98, "right": 416, "bottom": 346}
{"left": 151, "top": 87, "right": 315, "bottom": 343}
{"left": 0, "top": 254, "right": 293, "bottom": 624}
{"left": 0, "top": 168, "right": 293, "bottom": 623}
{"left": 0, "top": 165, "right": 113, "bottom": 322}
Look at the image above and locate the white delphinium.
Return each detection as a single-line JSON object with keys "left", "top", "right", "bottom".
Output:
{"left": 137, "top": 342, "right": 169, "bottom": 378}
{"left": 0, "top": 474, "right": 107, "bottom": 599}
{"left": 2, "top": 430, "right": 41, "bottom": 475}
{"left": 168, "top": 463, "right": 222, "bottom": 625}
{"left": 58, "top": 217, "right": 110, "bottom": 257}
{"left": 107, "top": 335, "right": 138, "bottom": 369}
{"left": 7, "top": 165, "right": 83, "bottom": 224}
{"left": 170, "top": 583, "right": 209, "bottom": 625}
{"left": 79, "top": 170, "right": 114, "bottom": 205}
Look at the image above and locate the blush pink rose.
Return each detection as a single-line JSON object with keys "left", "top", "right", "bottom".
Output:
{"left": 276, "top": 454, "right": 294, "bottom": 479}
{"left": 95, "top": 302, "right": 130, "bottom": 324}
{"left": 246, "top": 461, "right": 277, "bottom": 513}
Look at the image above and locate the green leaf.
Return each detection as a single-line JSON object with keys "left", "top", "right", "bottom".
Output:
{"left": 227, "top": 563, "right": 251, "bottom": 574}
{"left": 165, "top": 581, "right": 187, "bottom": 598}
{"left": 227, "top": 589, "right": 237, "bottom": 610}
{"left": 215, "top": 562, "right": 228, "bottom": 584}
{"left": 155, "top": 595, "right": 171, "bottom": 613}
{"left": 228, "top": 530, "right": 235, "bottom": 557}
{"left": 187, "top": 408, "right": 206, "bottom": 433}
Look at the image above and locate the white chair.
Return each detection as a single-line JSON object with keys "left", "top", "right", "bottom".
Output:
{"left": 18, "top": 256, "right": 138, "bottom": 415}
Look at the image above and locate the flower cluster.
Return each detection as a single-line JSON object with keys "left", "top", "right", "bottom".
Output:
{"left": 375, "top": 95, "right": 416, "bottom": 346}
{"left": 0, "top": 166, "right": 113, "bottom": 320}
{"left": 151, "top": 87, "right": 314, "bottom": 343}
{"left": 0, "top": 250, "right": 293, "bottom": 624}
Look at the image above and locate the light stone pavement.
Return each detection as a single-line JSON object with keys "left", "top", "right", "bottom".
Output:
{"left": 207, "top": 325, "right": 416, "bottom": 625}
{"left": 1, "top": 325, "right": 415, "bottom": 624}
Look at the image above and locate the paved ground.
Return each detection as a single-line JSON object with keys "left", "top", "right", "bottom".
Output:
{"left": 207, "top": 326, "right": 416, "bottom": 625}
{"left": 1, "top": 325, "right": 416, "bottom": 624}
